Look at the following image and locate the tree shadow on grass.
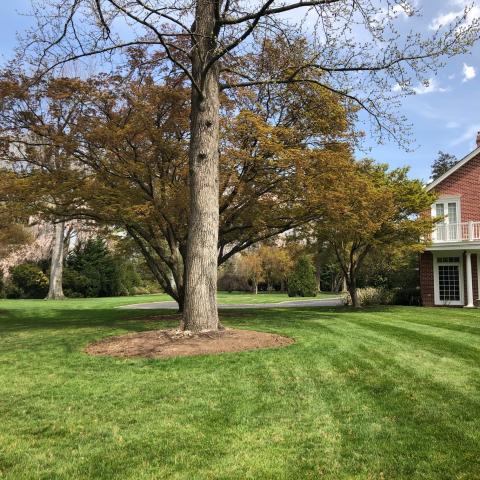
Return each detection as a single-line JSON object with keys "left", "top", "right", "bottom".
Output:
{"left": 0, "top": 308, "right": 176, "bottom": 333}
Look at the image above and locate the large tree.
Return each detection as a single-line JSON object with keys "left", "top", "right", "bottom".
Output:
{"left": 15, "top": 1, "right": 480, "bottom": 328}
{"left": 0, "top": 61, "right": 352, "bottom": 311}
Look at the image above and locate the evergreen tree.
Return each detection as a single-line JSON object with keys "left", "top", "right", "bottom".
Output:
{"left": 65, "top": 239, "right": 121, "bottom": 298}
{"left": 431, "top": 151, "right": 458, "bottom": 181}
{"left": 288, "top": 256, "right": 317, "bottom": 298}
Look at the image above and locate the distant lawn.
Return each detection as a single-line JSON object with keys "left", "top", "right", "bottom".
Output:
{"left": 217, "top": 291, "right": 340, "bottom": 304}
{"left": 107, "top": 291, "right": 340, "bottom": 306}
{"left": 1, "top": 298, "right": 480, "bottom": 479}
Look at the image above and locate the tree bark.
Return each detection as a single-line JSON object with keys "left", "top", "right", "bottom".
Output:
{"left": 315, "top": 255, "right": 322, "bottom": 292}
{"left": 347, "top": 275, "right": 360, "bottom": 308}
{"left": 182, "top": 0, "right": 220, "bottom": 332}
{"left": 46, "top": 221, "right": 65, "bottom": 300}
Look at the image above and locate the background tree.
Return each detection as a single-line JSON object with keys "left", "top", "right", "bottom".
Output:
{"left": 259, "top": 245, "right": 294, "bottom": 292}
{"left": 21, "top": 0, "right": 480, "bottom": 331}
{"left": 236, "top": 250, "right": 264, "bottom": 294}
{"left": 0, "top": 172, "right": 31, "bottom": 260}
{"left": 431, "top": 151, "right": 458, "bottom": 181}
{"left": 0, "top": 74, "right": 91, "bottom": 299}
{"left": 288, "top": 255, "right": 317, "bottom": 298}
{"left": 317, "top": 160, "right": 436, "bottom": 307}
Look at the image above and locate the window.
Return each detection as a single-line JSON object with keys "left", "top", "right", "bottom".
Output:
{"left": 432, "top": 198, "right": 460, "bottom": 242}
{"left": 437, "top": 257, "right": 460, "bottom": 263}
{"left": 434, "top": 255, "right": 463, "bottom": 305}
{"left": 438, "top": 265, "right": 461, "bottom": 302}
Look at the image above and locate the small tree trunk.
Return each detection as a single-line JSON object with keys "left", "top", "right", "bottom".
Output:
{"left": 315, "top": 255, "right": 322, "bottom": 292}
{"left": 46, "top": 221, "right": 65, "bottom": 300}
{"left": 347, "top": 276, "right": 360, "bottom": 308}
{"left": 182, "top": 0, "right": 220, "bottom": 332}
{"left": 177, "top": 286, "right": 185, "bottom": 314}
{"left": 253, "top": 279, "right": 258, "bottom": 295}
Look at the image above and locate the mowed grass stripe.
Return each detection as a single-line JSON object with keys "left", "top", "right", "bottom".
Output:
{"left": 1, "top": 299, "right": 480, "bottom": 478}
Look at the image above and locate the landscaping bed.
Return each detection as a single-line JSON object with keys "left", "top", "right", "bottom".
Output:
{"left": 85, "top": 328, "right": 294, "bottom": 358}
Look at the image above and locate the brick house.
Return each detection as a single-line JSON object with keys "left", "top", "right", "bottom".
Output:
{"left": 420, "top": 133, "right": 480, "bottom": 307}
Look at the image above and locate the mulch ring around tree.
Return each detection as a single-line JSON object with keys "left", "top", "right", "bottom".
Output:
{"left": 85, "top": 328, "right": 294, "bottom": 359}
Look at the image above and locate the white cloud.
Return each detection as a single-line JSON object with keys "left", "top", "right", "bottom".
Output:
{"left": 390, "top": 1, "right": 416, "bottom": 19}
{"left": 373, "top": 1, "right": 418, "bottom": 23}
{"left": 391, "top": 78, "right": 449, "bottom": 95}
{"left": 462, "top": 63, "right": 476, "bottom": 82}
{"left": 450, "top": 124, "right": 480, "bottom": 147}
{"left": 412, "top": 78, "right": 449, "bottom": 95}
{"left": 429, "top": 10, "right": 461, "bottom": 30}
{"left": 446, "top": 121, "right": 460, "bottom": 129}
{"left": 429, "top": 3, "right": 480, "bottom": 31}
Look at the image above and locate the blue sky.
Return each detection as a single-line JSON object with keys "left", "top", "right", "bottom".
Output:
{"left": 1, "top": 0, "right": 479, "bottom": 182}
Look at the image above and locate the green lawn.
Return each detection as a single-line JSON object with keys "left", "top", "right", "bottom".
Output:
{"left": 1, "top": 298, "right": 480, "bottom": 479}
{"left": 120, "top": 291, "right": 340, "bottom": 305}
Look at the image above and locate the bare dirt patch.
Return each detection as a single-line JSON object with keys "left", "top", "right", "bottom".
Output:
{"left": 85, "top": 328, "right": 294, "bottom": 359}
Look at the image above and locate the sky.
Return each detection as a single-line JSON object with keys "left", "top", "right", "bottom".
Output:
{"left": 0, "top": 0, "right": 479, "bottom": 183}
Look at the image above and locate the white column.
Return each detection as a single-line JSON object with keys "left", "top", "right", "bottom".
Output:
{"left": 466, "top": 252, "right": 474, "bottom": 308}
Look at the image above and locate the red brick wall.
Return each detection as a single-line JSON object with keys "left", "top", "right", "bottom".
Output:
{"left": 432, "top": 152, "right": 480, "bottom": 222}
{"left": 421, "top": 252, "right": 478, "bottom": 307}
{"left": 420, "top": 252, "right": 434, "bottom": 306}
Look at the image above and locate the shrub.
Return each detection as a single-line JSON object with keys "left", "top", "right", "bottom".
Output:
{"left": 391, "top": 287, "right": 422, "bottom": 306}
{"left": 343, "top": 287, "right": 395, "bottom": 307}
{"left": 9, "top": 263, "right": 49, "bottom": 299}
{"left": 217, "top": 273, "right": 250, "bottom": 292}
{"left": 4, "top": 282, "right": 23, "bottom": 299}
{"left": 343, "top": 286, "right": 422, "bottom": 307}
{"left": 288, "top": 255, "right": 317, "bottom": 297}
{"left": 62, "top": 268, "right": 90, "bottom": 298}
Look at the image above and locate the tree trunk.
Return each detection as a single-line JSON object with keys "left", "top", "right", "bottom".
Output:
{"left": 315, "top": 255, "right": 322, "bottom": 292}
{"left": 177, "top": 286, "right": 185, "bottom": 313}
{"left": 46, "top": 221, "right": 65, "bottom": 300}
{"left": 182, "top": 0, "right": 220, "bottom": 332}
{"left": 347, "top": 276, "right": 360, "bottom": 308}
{"left": 253, "top": 279, "right": 258, "bottom": 295}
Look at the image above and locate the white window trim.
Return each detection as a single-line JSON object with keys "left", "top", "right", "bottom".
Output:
{"left": 433, "top": 252, "right": 464, "bottom": 306}
{"left": 431, "top": 196, "right": 462, "bottom": 223}
{"left": 477, "top": 254, "right": 480, "bottom": 304}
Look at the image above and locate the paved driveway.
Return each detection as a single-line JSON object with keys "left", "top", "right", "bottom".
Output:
{"left": 119, "top": 297, "right": 344, "bottom": 310}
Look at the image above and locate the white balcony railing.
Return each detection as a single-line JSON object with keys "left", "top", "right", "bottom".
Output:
{"left": 432, "top": 221, "right": 480, "bottom": 243}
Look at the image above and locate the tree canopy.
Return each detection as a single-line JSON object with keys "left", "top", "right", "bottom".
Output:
{"left": 316, "top": 160, "right": 436, "bottom": 307}
{"left": 0, "top": 55, "right": 355, "bottom": 310}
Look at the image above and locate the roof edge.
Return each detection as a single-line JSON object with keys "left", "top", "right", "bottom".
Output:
{"left": 426, "top": 145, "right": 480, "bottom": 191}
